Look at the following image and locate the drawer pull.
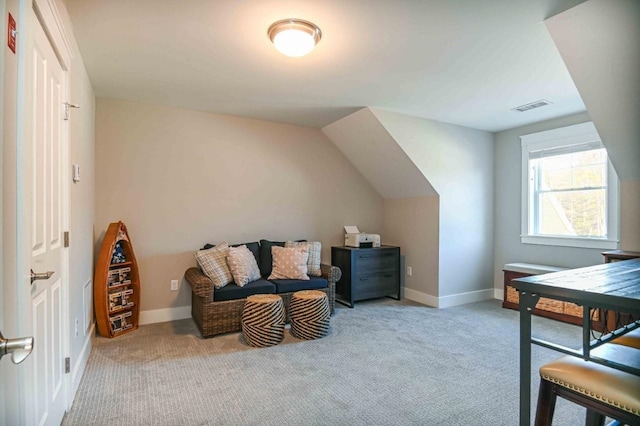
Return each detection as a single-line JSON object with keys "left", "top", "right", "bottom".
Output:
{"left": 359, "top": 278, "right": 369, "bottom": 281}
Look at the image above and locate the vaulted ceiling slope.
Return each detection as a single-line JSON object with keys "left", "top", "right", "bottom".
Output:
{"left": 322, "top": 109, "right": 436, "bottom": 199}
{"left": 546, "top": 0, "right": 640, "bottom": 181}
{"left": 64, "top": 0, "right": 587, "bottom": 132}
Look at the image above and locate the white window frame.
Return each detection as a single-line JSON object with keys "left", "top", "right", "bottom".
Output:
{"left": 520, "top": 122, "right": 619, "bottom": 249}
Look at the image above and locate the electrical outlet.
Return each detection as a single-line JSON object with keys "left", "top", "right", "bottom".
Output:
{"left": 74, "top": 318, "right": 79, "bottom": 337}
{"left": 406, "top": 266, "right": 412, "bottom": 276}
{"left": 171, "top": 279, "right": 179, "bottom": 291}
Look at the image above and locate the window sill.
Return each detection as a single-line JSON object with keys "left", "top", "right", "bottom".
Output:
{"left": 521, "top": 235, "right": 618, "bottom": 250}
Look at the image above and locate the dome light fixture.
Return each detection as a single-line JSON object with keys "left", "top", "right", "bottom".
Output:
{"left": 268, "top": 19, "right": 322, "bottom": 58}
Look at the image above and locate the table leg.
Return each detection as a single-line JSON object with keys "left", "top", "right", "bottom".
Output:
{"left": 519, "top": 291, "right": 539, "bottom": 426}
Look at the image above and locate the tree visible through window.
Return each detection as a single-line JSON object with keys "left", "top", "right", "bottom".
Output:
{"left": 533, "top": 148, "right": 607, "bottom": 238}
{"left": 520, "top": 122, "right": 619, "bottom": 249}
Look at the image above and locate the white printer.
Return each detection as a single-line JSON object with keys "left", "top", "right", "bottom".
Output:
{"left": 344, "top": 226, "right": 381, "bottom": 248}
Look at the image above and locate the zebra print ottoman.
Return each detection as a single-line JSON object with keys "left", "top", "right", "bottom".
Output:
{"left": 241, "top": 294, "right": 285, "bottom": 347}
{"left": 290, "top": 290, "right": 330, "bottom": 340}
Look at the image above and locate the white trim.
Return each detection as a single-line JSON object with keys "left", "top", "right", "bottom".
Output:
{"left": 494, "top": 288, "right": 504, "bottom": 301}
{"left": 404, "top": 287, "right": 495, "bottom": 308}
{"left": 521, "top": 235, "right": 618, "bottom": 249}
{"left": 32, "top": 0, "right": 73, "bottom": 70}
{"left": 520, "top": 121, "right": 620, "bottom": 250}
{"left": 404, "top": 288, "right": 438, "bottom": 308}
{"left": 68, "top": 322, "right": 93, "bottom": 410}
{"left": 437, "top": 288, "right": 496, "bottom": 308}
{"left": 139, "top": 306, "right": 191, "bottom": 325}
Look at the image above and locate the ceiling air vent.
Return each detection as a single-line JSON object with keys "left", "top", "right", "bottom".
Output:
{"left": 512, "top": 99, "right": 552, "bottom": 112}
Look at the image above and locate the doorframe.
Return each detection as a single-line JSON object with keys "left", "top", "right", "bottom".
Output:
{"left": 1, "top": 0, "right": 7, "bottom": 423}
{"left": 13, "top": 0, "right": 73, "bottom": 422}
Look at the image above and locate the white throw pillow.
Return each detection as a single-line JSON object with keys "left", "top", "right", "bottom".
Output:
{"left": 226, "top": 245, "right": 261, "bottom": 287}
{"left": 285, "top": 241, "right": 322, "bottom": 276}
{"left": 268, "top": 246, "right": 310, "bottom": 280}
{"left": 194, "top": 243, "right": 233, "bottom": 289}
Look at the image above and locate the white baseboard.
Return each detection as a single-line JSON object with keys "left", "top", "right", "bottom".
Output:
{"left": 68, "top": 322, "right": 94, "bottom": 410}
{"left": 139, "top": 306, "right": 191, "bottom": 325}
{"left": 494, "top": 288, "right": 504, "bottom": 301}
{"left": 404, "top": 288, "right": 438, "bottom": 307}
{"left": 404, "top": 287, "right": 495, "bottom": 308}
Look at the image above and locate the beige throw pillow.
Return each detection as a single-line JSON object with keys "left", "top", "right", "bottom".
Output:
{"left": 226, "top": 245, "right": 261, "bottom": 287}
{"left": 268, "top": 246, "right": 310, "bottom": 280}
{"left": 194, "top": 243, "right": 233, "bottom": 289}
{"left": 285, "top": 241, "right": 322, "bottom": 276}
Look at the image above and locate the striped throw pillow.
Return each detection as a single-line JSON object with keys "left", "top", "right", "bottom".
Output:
{"left": 194, "top": 243, "right": 233, "bottom": 289}
{"left": 285, "top": 241, "right": 321, "bottom": 276}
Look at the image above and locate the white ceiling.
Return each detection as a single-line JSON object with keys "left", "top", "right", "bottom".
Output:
{"left": 63, "top": 0, "right": 588, "bottom": 132}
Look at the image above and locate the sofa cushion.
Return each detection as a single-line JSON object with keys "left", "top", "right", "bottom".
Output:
{"left": 194, "top": 243, "right": 233, "bottom": 289}
{"left": 268, "top": 246, "right": 310, "bottom": 280}
{"left": 226, "top": 245, "right": 261, "bottom": 287}
{"left": 203, "top": 241, "right": 260, "bottom": 268}
{"left": 285, "top": 241, "right": 322, "bottom": 276}
{"left": 259, "top": 240, "right": 286, "bottom": 277}
{"left": 213, "top": 278, "right": 276, "bottom": 302}
{"left": 270, "top": 276, "right": 328, "bottom": 293}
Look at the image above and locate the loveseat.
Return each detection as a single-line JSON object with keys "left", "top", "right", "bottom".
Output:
{"left": 185, "top": 239, "right": 341, "bottom": 338}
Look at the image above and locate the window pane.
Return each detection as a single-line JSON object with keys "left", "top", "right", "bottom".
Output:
{"left": 538, "top": 148, "right": 606, "bottom": 191}
{"left": 538, "top": 189, "right": 606, "bottom": 238}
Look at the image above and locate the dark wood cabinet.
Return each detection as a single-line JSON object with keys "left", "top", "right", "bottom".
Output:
{"left": 602, "top": 250, "right": 640, "bottom": 263}
{"left": 331, "top": 246, "right": 401, "bottom": 307}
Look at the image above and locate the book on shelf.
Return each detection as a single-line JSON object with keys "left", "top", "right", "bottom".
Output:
{"left": 109, "top": 310, "right": 133, "bottom": 333}
{"left": 107, "top": 267, "right": 132, "bottom": 288}
{"left": 108, "top": 288, "right": 134, "bottom": 312}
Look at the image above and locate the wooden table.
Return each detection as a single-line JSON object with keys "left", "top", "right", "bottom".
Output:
{"left": 512, "top": 259, "right": 640, "bottom": 426}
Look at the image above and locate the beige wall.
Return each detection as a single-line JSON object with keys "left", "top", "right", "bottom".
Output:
{"left": 383, "top": 196, "right": 439, "bottom": 297}
{"left": 620, "top": 180, "right": 640, "bottom": 251}
{"left": 95, "top": 98, "right": 383, "bottom": 312}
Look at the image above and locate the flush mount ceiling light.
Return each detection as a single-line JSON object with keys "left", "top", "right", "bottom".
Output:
{"left": 268, "top": 19, "right": 322, "bottom": 57}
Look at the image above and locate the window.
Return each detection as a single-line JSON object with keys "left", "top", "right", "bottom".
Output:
{"left": 520, "top": 122, "right": 619, "bottom": 249}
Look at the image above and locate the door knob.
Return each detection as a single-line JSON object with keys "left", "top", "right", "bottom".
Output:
{"left": 0, "top": 331, "right": 34, "bottom": 364}
{"left": 30, "top": 269, "right": 54, "bottom": 285}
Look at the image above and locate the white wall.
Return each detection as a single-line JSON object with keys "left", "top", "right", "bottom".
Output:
{"left": 372, "top": 109, "right": 495, "bottom": 302}
{"left": 64, "top": 8, "right": 96, "bottom": 400}
{"left": 491, "top": 111, "right": 632, "bottom": 292}
{"left": 1, "top": 0, "right": 95, "bottom": 418}
{"left": 546, "top": 0, "right": 640, "bottom": 180}
{"left": 95, "top": 98, "right": 383, "bottom": 315}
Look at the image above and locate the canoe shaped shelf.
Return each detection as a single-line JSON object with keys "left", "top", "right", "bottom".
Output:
{"left": 94, "top": 221, "right": 140, "bottom": 338}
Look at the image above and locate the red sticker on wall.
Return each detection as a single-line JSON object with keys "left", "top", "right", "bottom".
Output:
{"left": 8, "top": 13, "right": 17, "bottom": 53}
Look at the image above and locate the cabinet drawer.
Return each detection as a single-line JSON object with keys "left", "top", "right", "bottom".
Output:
{"left": 354, "top": 272, "right": 398, "bottom": 299}
{"left": 355, "top": 251, "right": 398, "bottom": 273}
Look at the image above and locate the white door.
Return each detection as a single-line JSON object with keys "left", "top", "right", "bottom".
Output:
{"left": 19, "top": 7, "right": 69, "bottom": 425}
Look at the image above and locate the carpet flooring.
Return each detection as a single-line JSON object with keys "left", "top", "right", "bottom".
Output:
{"left": 63, "top": 299, "right": 587, "bottom": 425}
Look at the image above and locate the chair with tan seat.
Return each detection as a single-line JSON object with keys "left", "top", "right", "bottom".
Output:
{"left": 611, "top": 327, "right": 640, "bottom": 349}
{"left": 535, "top": 344, "right": 640, "bottom": 426}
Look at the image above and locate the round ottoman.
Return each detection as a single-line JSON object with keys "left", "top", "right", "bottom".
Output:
{"left": 289, "top": 290, "right": 330, "bottom": 340}
{"left": 241, "top": 294, "right": 285, "bottom": 347}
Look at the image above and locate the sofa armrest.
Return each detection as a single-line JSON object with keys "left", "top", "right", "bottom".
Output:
{"left": 320, "top": 263, "right": 341, "bottom": 285}
{"left": 185, "top": 267, "right": 214, "bottom": 299}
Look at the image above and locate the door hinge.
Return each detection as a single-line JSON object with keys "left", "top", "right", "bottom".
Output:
{"left": 63, "top": 102, "right": 80, "bottom": 121}
{"left": 65, "top": 357, "right": 70, "bottom": 374}
{"left": 64, "top": 231, "right": 69, "bottom": 247}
